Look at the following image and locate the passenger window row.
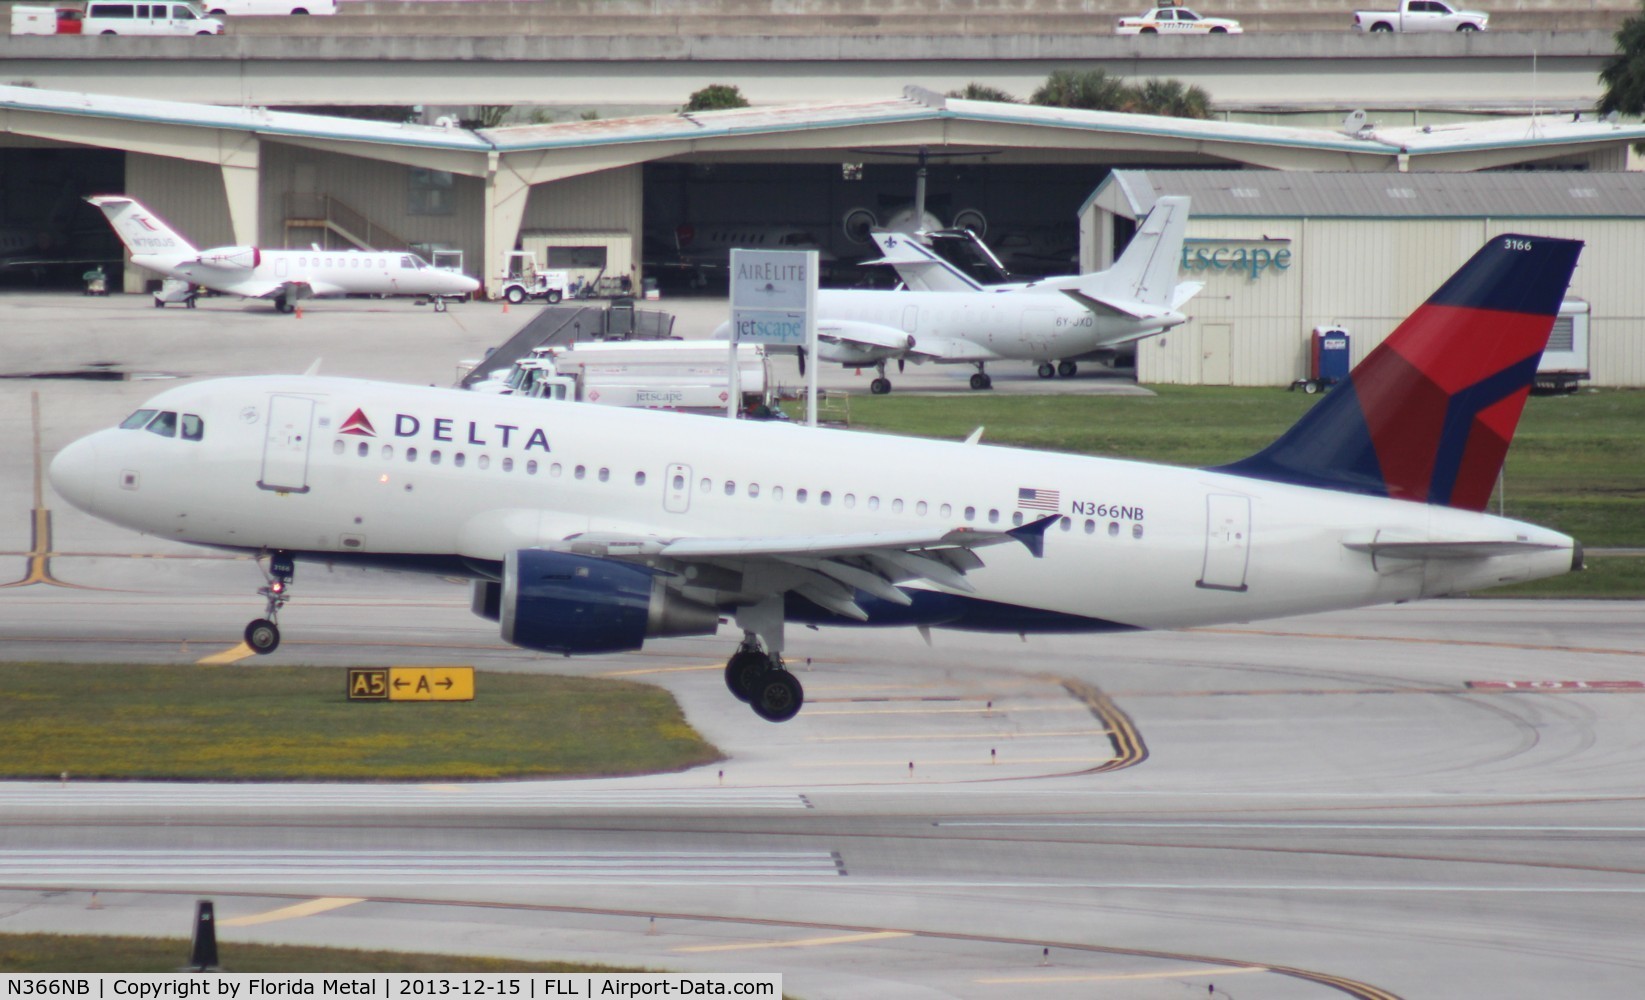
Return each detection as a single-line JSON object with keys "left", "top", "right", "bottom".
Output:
{"left": 330, "top": 438, "right": 1143, "bottom": 539}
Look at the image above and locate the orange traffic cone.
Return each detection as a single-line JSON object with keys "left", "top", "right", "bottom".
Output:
{"left": 294, "top": 304, "right": 303, "bottom": 319}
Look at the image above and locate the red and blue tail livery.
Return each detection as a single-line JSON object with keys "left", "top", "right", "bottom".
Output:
{"left": 1218, "top": 234, "right": 1582, "bottom": 511}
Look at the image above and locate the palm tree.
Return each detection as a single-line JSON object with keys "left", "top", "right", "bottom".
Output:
{"left": 1030, "top": 69, "right": 1131, "bottom": 112}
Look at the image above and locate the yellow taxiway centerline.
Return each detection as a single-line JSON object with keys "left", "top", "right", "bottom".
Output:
{"left": 197, "top": 643, "right": 256, "bottom": 665}
{"left": 219, "top": 897, "right": 366, "bottom": 928}
{"left": 673, "top": 931, "right": 912, "bottom": 954}
{"left": 978, "top": 965, "right": 1267, "bottom": 985}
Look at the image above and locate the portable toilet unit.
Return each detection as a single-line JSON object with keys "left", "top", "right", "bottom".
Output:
{"left": 1293, "top": 326, "right": 1350, "bottom": 393}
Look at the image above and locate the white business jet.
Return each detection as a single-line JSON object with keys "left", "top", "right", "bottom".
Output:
{"left": 86, "top": 195, "right": 480, "bottom": 313}
{"left": 50, "top": 233, "right": 1584, "bottom": 724}
{"left": 714, "top": 197, "right": 1200, "bottom": 393}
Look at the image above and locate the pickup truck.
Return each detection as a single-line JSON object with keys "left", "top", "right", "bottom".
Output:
{"left": 1353, "top": 1, "right": 1488, "bottom": 32}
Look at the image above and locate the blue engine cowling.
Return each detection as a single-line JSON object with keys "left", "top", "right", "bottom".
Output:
{"left": 497, "top": 549, "right": 720, "bottom": 655}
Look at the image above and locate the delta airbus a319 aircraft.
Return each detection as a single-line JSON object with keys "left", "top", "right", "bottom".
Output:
{"left": 50, "top": 234, "right": 1583, "bottom": 723}
{"left": 87, "top": 195, "right": 480, "bottom": 313}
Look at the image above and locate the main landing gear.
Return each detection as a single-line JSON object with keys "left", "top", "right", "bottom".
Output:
{"left": 244, "top": 551, "right": 295, "bottom": 655}
{"left": 723, "top": 633, "right": 804, "bottom": 723}
{"left": 969, "top": 362, "right": 993, "bottom": 391}
{"left": 1037, "top": 361, "right": 1078, "bottom": 378}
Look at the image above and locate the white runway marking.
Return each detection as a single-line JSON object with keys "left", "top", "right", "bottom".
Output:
{"left": 0, "top": 850, "right": 845, "bottom": 885}
{"left": 938, "top": 821, "right": 1645, "bottom": 832}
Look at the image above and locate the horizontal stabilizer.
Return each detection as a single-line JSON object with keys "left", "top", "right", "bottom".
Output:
{"left": 1343, "top": 539, "right": 1563, "bottom": 560}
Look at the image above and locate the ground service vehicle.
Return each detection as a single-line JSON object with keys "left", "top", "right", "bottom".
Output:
{"left": 498, "top": 251, "right": 572, "bottom": 304}
{"left": 1535, "top": 298, "right": 1589, "bottom": 393}
{"left": 1353, "top": 0, "right": 1487, "bottom": 32}
{"left": 476, "top": 341, "right": 774, "bottom": 416}
{"left": 204, "top": 0, "right": 335, "bottom": 14}
{"left": 1117, "top": 5, "right": 1242, "bottom": 34}
{"left": 82, "top": 1, "right": 224, "bottom": 34}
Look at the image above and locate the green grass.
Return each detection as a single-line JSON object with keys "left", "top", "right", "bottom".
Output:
{"left": 826, "top": 386, "right": 1645, "bottom": 596}
{"left": 0, "top": 933, "right": 637, "bottom": 973}
{"left": 0, "top": 664, "right": 721, "bottom": 781}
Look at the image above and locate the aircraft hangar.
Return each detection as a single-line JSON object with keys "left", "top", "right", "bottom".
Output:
{"left": 3, "top": 82, "right": 1643, "bottom": 302}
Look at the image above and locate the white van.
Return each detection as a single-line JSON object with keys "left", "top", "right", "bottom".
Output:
{"left": 82, "top": 1, "right": 224, "bottom": 34}
{"left": 202, "top": 0, "right": 335, "bottom": 14}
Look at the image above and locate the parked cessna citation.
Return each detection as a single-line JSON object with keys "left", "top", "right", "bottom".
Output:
{"left": 86, "top": 196, "right": 480, "bottom": 312}
{"left": 50, "top": 235, "right": 1583, "bottom": 723}
{"left": 714, "top": 197, "right": 1200, "bottom": 393}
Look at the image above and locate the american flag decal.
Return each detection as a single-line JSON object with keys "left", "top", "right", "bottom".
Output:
{"left": 1017, "top": 487, "right": 1060, "bottom": 511}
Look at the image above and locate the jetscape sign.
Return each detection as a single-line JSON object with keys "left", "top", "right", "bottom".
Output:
{"left": 1180, "top": 238, "right": 1292, "bottom": 281}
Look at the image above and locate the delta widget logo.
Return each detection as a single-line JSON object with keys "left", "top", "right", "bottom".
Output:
{"left": 339, "top": 409, "right": 377, "bottom": 436}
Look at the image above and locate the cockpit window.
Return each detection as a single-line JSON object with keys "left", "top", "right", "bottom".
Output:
{"left": 181, "top": 413, "right": 204, "bottom": 441}
{"left": 120, "top": 409, "right": 158, "bottom": 430}
{"left": 145, "top": 411, "right": 178, "bottom": 438}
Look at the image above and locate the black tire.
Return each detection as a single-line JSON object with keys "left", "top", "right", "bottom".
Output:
{"left": 1457, "top": 23, "right": 1478, "bottom": 31}
{"left": 276, "top": 300, "right": 295, "bottom": 314}
{"left": 101, "top": 30, "right": 117, "bottom": 34}
{"left": 153, "top": 298, "right": 165, "bottom": 309}
{"left": 750, "top": 671, "right": 804, "bottom": 723}
{"left": 1371, "top": 22, "right": 1393, "bottom": 32}
{"left": 969, "top": 372, "right": 987, "bottom": 390}
{"left": 1210, "top": 26, "right": 1227, "bottom": 33}
{"left": 724, "top": 650, "right": 766, "bottom": 702}
{"left": 244, "top": 619, "right": 280, "bottom": 655}
{"left": 1058, "top": 360, "right": 1077, "bottom": 377}
{"left": 870, "top": 377, "right": 891, "bottom": 395}
{"left": 292, "top": 7, "right": 309, "bottom": 12}
{"left": 546, "top": 289, "right": 562, "bottom": 304}
{"left": 1303, "top": 380, "right": 1321, "bottom": 395}
{"left": 1037, "top": 363, "right": 1055, "bottom": 379}
{"left": 1140, "top": 27, "right": 1156, "bottom": 34}
{"left": 197, "top": 29, "right": 212, "bottom": 34}
{"left": 505, "top": 286, "right": 526, "bottom": 305}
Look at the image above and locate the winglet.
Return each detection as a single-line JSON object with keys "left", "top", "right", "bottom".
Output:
{"left": 1007, "top": 514, "right": 1058, "bottom": 559}
{"left": 303, "top": 358, "right": 323, "bottom": 377}
{"left": 963, "top": 427, "right": 985, "bottom": 446}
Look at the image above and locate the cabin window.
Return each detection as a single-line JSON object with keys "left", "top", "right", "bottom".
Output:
{"left": 1108, "top": 521, "right": 1119, "bottom": 536}
{"left": 381, "top": 445, "right": 393, "bottom": 460}
{"left": 575, "top": 465, "right": 586, "bottom": 480}
{"left": 820, "top": 491, "right": 831, "bottom": 506}
{"left": 747, "top": 482, "right": 759, "bottom": 498}
{"left": 634, "top": 471, "right": 646, "bottom": 486}
{"left": 527, "top": 459, "right": 538, "bottom": 475}
{"left": 429, "top": 450, "right": 441, "bottom": 466}
{"left": 332, "top": 440, "right": 344, "bottom": 455}
{"left": 453, "top": 453, "right": 466, "bottom": 468}
{"left": 502, "top": 457, "right": 513, "bottom": 472}
{"left": 1133, "top": 524, "right": 1144, "bottom": 540}
{"left": 1011, "top": 512, "right": 1024, "bottom": 527}
{"left": 672, "top": 473, "right": 685, "bottom": 490}
{"left": 891, "top": 499, "right": 903, "bottom": 514}
{"left": 1059, "top": 516, "right": 1071, "bottom": 532}
{"left": 357, "top": 442, "right": 369, "bottom": 458}
{"left": 868, "top": 497, "right": 880, "bottom": 511}
{"left": 598, "top": 467, "right": 609, "bottom": 482}
{"left": 406, "top": 447, "right": 418, "bottom": 462}
{"left": 145, "top": 411, "right": 177, "bottom": 438}
{"left": 772, "top": 486, "right": 784, "bottom": 501}
{"left": 120, "top": 409, "right": 157, "bottom": 430}
{"left": 701, "top": 478, "right": 711, "bottom": 492}
{"left": 940, "top": 503, "right": 952, "bottom": 518}
{"left": 987, "top": 509, "right": 999, "bottom": 524}
{"left": 964, "top": 506, "right": 976, "bottom": 521}
{"left": 796, "top": 488, "right": 808, "bottom": 504}
{"left": 843, "top": 494, "right": 855, "bottom": 509}
{"left": 724, "top": 480, "right": 736, "bottom": 496}
{"left": 915, "top": 501, "right": 927, "bottom": 516}
{"left": 550, "top": 463, "right": 562, "bottom": 477}
{"left": 477, "top": 455, "right": 490, "bottom": 470}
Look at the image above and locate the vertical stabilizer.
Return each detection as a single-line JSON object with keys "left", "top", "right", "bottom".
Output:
{"left": 84, "top": 195, "right": 196, "bottom": 258}
{"left": 1088, "top": 195, "right": 1191, "bottom": 308}
{"left": 1216, "top": 235, "right": 1582, "bottom": 511}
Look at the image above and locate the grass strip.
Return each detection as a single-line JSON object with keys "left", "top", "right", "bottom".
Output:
{"left": 0, "top": 932, "right": 636, "bottom": 973}
{"left": 0, "top": 664, "right": 721, "bottom": 781}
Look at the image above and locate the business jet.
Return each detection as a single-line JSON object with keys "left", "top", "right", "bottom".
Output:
{"left": 713, "top": 197, "right": 1200, "bottom": 393}
{"left": 86, "top": 196, "right": 480, "bottom": 313}
{"left": 49, "top": 233, "right": 1583, "bottom": 724}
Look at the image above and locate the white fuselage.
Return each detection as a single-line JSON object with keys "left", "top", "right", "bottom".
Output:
{"left": 50, "top": 376, "right": 1575, "bottom": 634}
{"left": 134, "top": 248, "right": 479, "bottom": 300}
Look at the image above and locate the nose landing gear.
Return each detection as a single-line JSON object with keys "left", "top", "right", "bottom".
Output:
{"left": 244, "top": 551, "right": 295, "bottom": 655}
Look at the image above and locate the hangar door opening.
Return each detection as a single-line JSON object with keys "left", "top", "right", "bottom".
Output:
{"left": 643, "top": 161, "right": 1098, "bottom": 293}
{"left": 0, "top": 147, "right": 125, "bottom": 289}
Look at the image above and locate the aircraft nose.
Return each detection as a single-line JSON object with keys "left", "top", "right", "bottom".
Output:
{"left": 49, "top": 434, "right": 103, "bottom": 513}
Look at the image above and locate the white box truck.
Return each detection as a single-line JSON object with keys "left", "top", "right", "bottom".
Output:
{"left": 474, "top": 341, "right": 775, "bottom": 416}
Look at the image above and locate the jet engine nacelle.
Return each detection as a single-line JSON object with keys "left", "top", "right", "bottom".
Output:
{"left": 494, "top": 549, "right": 720, "bottom": 655}
{"left": 195, "top": 246, "right": 261, "bottom": 270}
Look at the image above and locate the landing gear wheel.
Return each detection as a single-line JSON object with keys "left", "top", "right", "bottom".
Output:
{"left": 724, "top": 649, "right": 767, "bottom": 703}
{"left": 1037, "top": 363, "right": 1055, "bottom": 379}
{"left": 1058, "top": 360, "right": 1077, "bottom": 377}
{"left": 244, "top": 618, "right": 280, "bottom": 654}
{"left": 750, "top": 670, "right": 804, "bottom": 723}
{"left": 277, "top": 300, "right": 295, "bottom": 314}
{"left": 969, "top": 372, "right": 993, "bottom": 390}
{"left": 434, "top": 297, "right": 447, "bottom": 313}
{"left": 870, "top": 377, "right": 892, "bottom": 395}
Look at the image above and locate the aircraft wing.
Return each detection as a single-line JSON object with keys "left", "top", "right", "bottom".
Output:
{"left": 550, "top": 519, "right": 1057, "bottom": 621}
{"left": 816, "top": 319, "right": 913, "bottom": 353}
